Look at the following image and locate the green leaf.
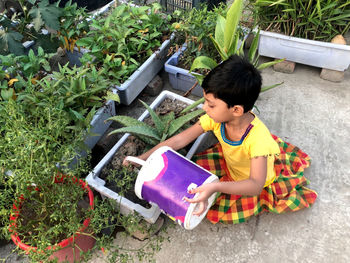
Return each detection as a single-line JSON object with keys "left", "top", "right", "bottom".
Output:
{"left": 261, "top": 82, "right": 284, "bottom": 92}
{"left": 180, "top": 97, "right": 205, "bottom": 114}
{"left": 104, "top": 91, "right": 120, "bottom": 103}
{"left": 69, "top": 108, "right": 84, "bottom": 121}
{"left": 210, "top": 35, "right": 228, "bottom": 61}
{"left": 139, "top": 100, "right": 164, "bottom": 136}
{"left": 248, "top": 30, "right": 260, "bottom": 63}
{"left": 28, "top": 1, "right": 62, "bottom": 31}
{"left": 0, "top": 31, "right": 24, "bottom": 55}
{"left": 214, "top": 15, "right": 226, "bottom": 49}
{"left": 107, "top": 115, "right": 151, "bottom": 129}
{"left": 168, "top": 109, "right": 204, "bottom": 137}
{"left": 190, "top": 56, "right": 218, "bottom": 73}
{"left": 108, "top": 126, "right": 161, "bottom": 140}
{"left": 1, "top": 88, "right": 14, "bottom": 100}
{"left": 224, "top": 0, "right": 243, "bottom": 54}
{"left": 257, "top": 58, "right": 285, "bottom": 70}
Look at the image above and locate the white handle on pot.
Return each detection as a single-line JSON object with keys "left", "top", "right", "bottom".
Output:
{"left": 125, "top": 156, "right": 146, "bottom": 167}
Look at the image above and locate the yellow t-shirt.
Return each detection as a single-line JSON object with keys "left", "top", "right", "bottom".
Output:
{"left": 199, "top": 113, "right": 280, "bottom": 187}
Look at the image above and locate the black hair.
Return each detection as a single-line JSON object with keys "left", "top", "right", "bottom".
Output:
{"left": 202, "top": 55, "right": 262, "bottom": 112}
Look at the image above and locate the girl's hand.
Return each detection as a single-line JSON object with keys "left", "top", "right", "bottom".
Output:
{"left": 122, "top": 156, "right": 143, "bottom": 168}
{"left": 184, "top": 184, "right": 214, "bottom": 216}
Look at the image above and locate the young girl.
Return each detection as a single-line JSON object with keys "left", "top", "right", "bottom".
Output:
{"left": 124, "top": 55, "right": 317, "bottom": 224}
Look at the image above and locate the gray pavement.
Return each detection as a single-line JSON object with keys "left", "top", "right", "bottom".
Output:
{"left": 151, "top": 62, "right": 350, "bottom": 263}
{"left": 92, "top": 62, "right": 350, "bottom": 263}
{"left": 1, "top": 62, "right": 349, "bottom": 262}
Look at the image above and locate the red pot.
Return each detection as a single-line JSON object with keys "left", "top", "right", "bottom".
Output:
{"left": 9, "top": 175, "right": 95, "bottom": 263}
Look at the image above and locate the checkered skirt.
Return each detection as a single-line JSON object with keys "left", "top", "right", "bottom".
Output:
{"left": 192, "top": 134, "right": 317, "bottom": 224}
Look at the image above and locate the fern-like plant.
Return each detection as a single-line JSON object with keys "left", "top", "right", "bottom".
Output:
{"left": 108, "top": 99, "right": 204, "bottom": 146}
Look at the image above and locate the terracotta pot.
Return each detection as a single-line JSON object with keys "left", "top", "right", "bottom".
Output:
{"left": 9, "top": 175, "right": 95, "bottom": 263}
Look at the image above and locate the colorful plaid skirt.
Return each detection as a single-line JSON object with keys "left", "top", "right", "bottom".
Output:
{"left": 192, "top": 134, "right": 317, "bottom": 224}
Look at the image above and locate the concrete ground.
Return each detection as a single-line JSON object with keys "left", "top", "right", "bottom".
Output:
{"left": 1, "top": 62, "right": 349, "bottom": 262}
{"left": 91, "top": 61, "right": 349, "bottom": 263}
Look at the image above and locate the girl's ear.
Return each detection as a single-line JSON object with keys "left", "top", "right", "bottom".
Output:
{"left": 231, "top": 105, "right": 244, "bottom": 116}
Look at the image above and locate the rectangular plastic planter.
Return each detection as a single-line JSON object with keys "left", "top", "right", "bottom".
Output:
{"left": 69, "top": 93, "right": 117, "bottom": 168}
{"left": 164, "top": 31, "right": 249, "bottom": 97}
{"left": 164, "top": 45, "right": 203, "bottom": 97}
{"left": 116, "top": 35, "right": 174, "bottom": 105}
{"left": 86, "top": 90, "right": 206, "bottom": 223}
{"left": 67, "top": 37, "right": 173, "bottom": 105}
{"left": 85, "top": 96, "right": 116, "bottom": 150}
{"left": 258, "top": 30, "right": 350, "bottom": 71}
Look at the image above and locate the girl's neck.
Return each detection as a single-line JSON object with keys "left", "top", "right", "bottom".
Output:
{"left": 224, "top": 112, "right": 254, "bottom": 141}
{"left": 226, "top": 112, "right": 254, "bottom": 129}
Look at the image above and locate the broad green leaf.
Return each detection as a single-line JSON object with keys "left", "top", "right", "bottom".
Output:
{"left": 214, "top": 15, "right": 226, "bottom": 49}
{"left": 1, "top": 31, "right": 24, "bottom": 55}
{"left": 139, "top": 100, "right": 164, "bottom": 136}
{"left": 168, "top": 109, "right": 204, "bottom": 137}
{"left": 210, "top": 35, "right": 228, "bottom": 61}
{"left": 224, "top": 0, "right": 243, "bottom": 54}
{"left": 189, "top": 56, "right": 218, "bottom": 73}
{"left": 1, "top": 88, "right": 14, "bottom": 100}
{"left": 29, "top": 0, "right": 62, "bottom": 31}
{"left": 108, "top": 126, "right": 161, "bottom": 140}
{"left": 227, "top": 34, "right": 239, "bottom": 57}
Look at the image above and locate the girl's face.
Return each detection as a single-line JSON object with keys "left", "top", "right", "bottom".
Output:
{"left": 202, "top": 92, "right": 234, "bottom": 123}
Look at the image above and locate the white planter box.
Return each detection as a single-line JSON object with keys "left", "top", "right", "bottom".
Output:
{"left": 258, "top": 30, "right": 350, "bottom": 71}
{"left": 86, "top": 90, "right": 206, "bottom": 223}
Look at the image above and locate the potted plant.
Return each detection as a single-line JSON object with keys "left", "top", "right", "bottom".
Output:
{"left": 249, "top": 0, "right": 350, "bottom": 72}
{"left": 0, "top": 0, "right": 63, "bottom": 55}
{"left": 0, "top": 67, "right": 161, "bottom": 263}
{"left": 166, "top": 0, "right": 282, "bottom": 96}
{"left": 75, "top": 2, "right": 175, "bottom": 105}
{"left": 0, "top": 51, "right": 120, "bottom": 155}
{"left": 56, "top": 0, "right": 90, "bottom": 65}
{"left": 0, "top": 97, "right": 97, "bottom": 262}
{"left": 86, "top": 90, "right": 205, "bottom": 224}
{"left": 26, "top": 63, "right": 119, "bottom": 152}
{"left": 164, "top": 3, "right": 229, "bottom": 96}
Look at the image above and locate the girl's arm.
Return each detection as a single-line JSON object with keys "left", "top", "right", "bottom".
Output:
{"left": 123, "top": 121, "right": 205, "bottom": 165}
{"left": 185, "top": 156, "right": 268, "bottom": 215}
